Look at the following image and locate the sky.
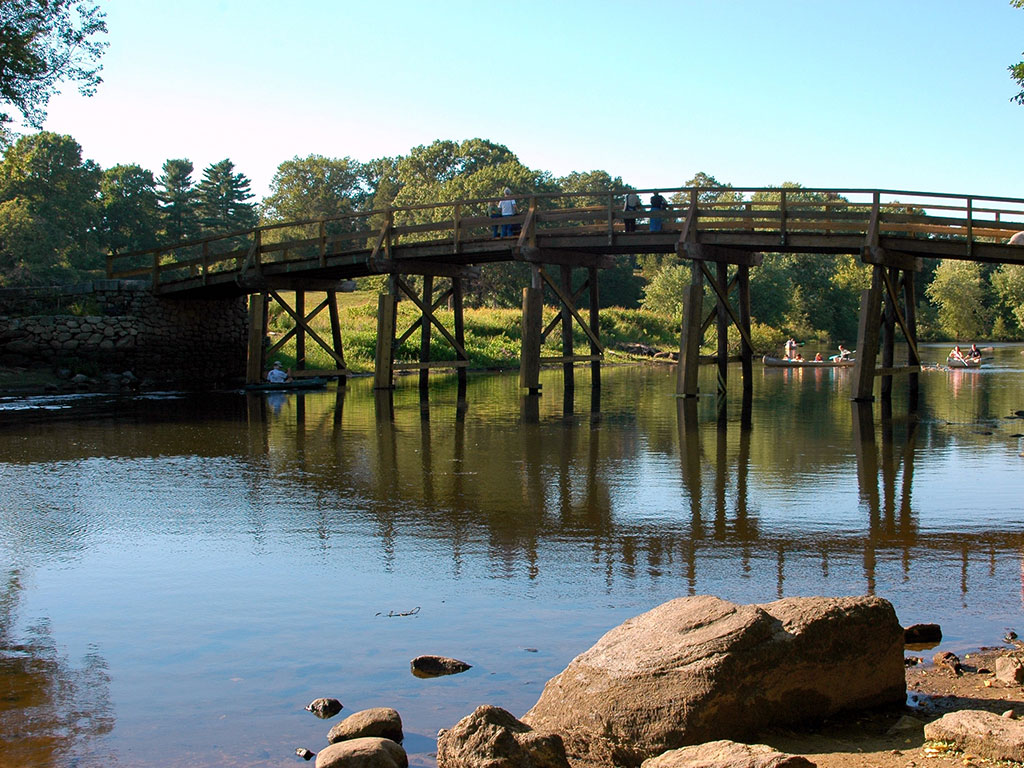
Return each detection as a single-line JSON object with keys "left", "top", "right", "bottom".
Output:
{"left": 24, "top": 0, "right": 1024, "bottom": 202}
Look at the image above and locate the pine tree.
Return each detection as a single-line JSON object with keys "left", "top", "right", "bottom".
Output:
{"left": 197, "top": 158, "right": 256, "bottom": 235}
{"left": 156, "top": 158, "right": 199, "bottom": 244}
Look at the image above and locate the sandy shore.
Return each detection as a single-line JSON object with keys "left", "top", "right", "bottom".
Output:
{"left": 757, "top": 648, "right": 1024, "bottom": 768}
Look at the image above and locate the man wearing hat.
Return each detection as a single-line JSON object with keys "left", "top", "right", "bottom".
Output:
{"left": 266, "top": 360, "right": 290, "bottom": 383}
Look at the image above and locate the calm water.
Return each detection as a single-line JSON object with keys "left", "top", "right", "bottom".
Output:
{"left": 1, "top": 345, "right": 1023, "bottom": 767}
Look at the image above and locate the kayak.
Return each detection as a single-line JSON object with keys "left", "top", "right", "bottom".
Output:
{"left": 762, "top": 356, "right": 854, "bottom": 368}
{"left": 244, "top": 377, "right": 327, "bottom": 391}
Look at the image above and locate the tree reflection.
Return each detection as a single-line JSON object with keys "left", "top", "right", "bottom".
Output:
{"left": 0, "top": 569, "right": 114, "bottom": 765}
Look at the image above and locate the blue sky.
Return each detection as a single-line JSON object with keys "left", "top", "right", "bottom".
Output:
{"left": 30, "top": 0, "right": 1024, "bottom": 200}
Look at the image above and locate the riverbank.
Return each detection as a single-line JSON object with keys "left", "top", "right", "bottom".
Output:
{"left": 759, "top": 645, "right": 1024, "bottom": 768}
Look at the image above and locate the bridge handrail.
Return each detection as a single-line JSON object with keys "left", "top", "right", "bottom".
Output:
{"left": 107, "top": 186, "right": 1024, "bottom": 286}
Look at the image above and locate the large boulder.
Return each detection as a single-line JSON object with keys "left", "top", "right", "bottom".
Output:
{"left": 315, "top": 737, "right": 407, "bottom": 768}
{"left": 522, "top": 595, "right": 904, "bottom": 768}
{"left": 642, "top": 741, "right": 815, "bottom": 768}
{"left": 437, "top": 705, "right": 570, "bottom": 768}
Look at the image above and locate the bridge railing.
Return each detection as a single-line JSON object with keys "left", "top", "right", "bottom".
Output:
{"left": 107, "top": 187, "right": 1024, "bottom": 288}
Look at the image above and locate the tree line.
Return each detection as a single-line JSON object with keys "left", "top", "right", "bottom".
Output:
{"left": 1, "top": 131, "right": 1023, "bottom": 344}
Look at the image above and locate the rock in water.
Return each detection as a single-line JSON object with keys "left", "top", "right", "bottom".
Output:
{"left": 328, "top": 708, "right": 404, "bottom": 744}
{"left": 437, "top": 705, "right": 569, "bottom": 768}
{"left": 522, "top": 595, "right": 904, "bottom": 768}
{"left": 410, "top": 655, "right": 472, "bottom": 678}
{"left": 315, "top": 737, "right": 407, "bottom": 768}
{"left": 641, "top": 740, "right": 816, "bottom": 768}
{"left": 924, "top": 710, "right": 1024, "bottom": 763}
{"left": 307, "top": 698, "right": 344, "bottom": 719}
{"left": 903, "top": 623, "right": 942, "bottom": 645}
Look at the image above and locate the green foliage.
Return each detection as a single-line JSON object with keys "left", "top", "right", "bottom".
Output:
{"left": 156, "top": 159, "right": 200, "bottom": 244}
{"left": 925, "top": 260, "right": 991, "bottom": 338}
{"left": 0, "top": 131, "right": 100, "bottom": 285}
{"left": 99, "top": 164, "right": 159, "bottom": 255}
{"left": 0, "top": 0, "right": 107, "bottom": 129}
{"left": 1011, "top": 0, "right": 1024, "bottom": 104}
{"left": 197, "top": 158, "right": 256, "bottom": 234}
{"left": 261, "top": 154, "right": 366, "bottom": 228}
{"left": 641, "top": 263, "right": 689, "bottom": 320}
{"left": 991, "top": 263, "right": 1024, "bottom": 333}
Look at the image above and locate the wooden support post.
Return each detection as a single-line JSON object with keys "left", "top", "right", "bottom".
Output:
{"left": 520, "top": 266, "right": 542, "bottom": 392}
{"left": 903, "top": 273, "right": 919, "bottom": 408}
{"left": 561, "top": 264, "right": 574, "bottom": 389}
{"left": 453, "top": 277, "right": 467, "bottom": 386}
{"left": 880, "top": 268, "right": 895, "bottom": 399}
{"left": 852, "top": 265, "right": 884, "bottom": 401}
{"left": 246, "top": 293, "right": 267, "bottom": 384}
{"left": 588, "top": 266, "right": 601, "bottom": 388}
{"left": 715, "top": 261, "right": 729, "bottom": 395}
{"left": 676, "top": 261, "right": 704, "bottom": 397}
{"left": 295, "top": 290, "right": 306, "bottom": 371}
{"left": 520, "top": 284, "right": 542, "bottom": 392}
{"left": 420, "top": 275, "right": 433, "bottom": 390}
{"left": 327, "top": 289, "right": 347, "bottom": 381}
{"left": 374, "top": 287, "right": 397, "bottom": 390}
{"left": 738, "top": 264, "right": 753, "bottom": 398}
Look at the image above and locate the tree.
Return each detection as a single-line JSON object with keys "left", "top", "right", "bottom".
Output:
{"left": 98, "top": 164, "right": 159, "bottom": 255}
{"left": 196, "top": 158, "right": 256, "bottom": 234}
{"left": 261, "top": 154, "right": 366, "bottom": 229}
{"left": 1011, "top": 0, "right": 1024, "bottom": 104}
{"left": 0, "top": 130, "right": 99, "bottom": 284}
{"left": 991, "top": 263, "right": 1024, "bottom": 333}
{"left": 156, "top": 158, "right": 200, "bottom": 244}
{"left": 0, "top": 0, "right": 107, "bottom": 130}
{"left": 925, "top": 260, "right": 991, "bottom": 338}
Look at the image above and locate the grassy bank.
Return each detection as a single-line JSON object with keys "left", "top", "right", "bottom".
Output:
{"left": 267, "top": 291, "right": 785, "bottom": 373}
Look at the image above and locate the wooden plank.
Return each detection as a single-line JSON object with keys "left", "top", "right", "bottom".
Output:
{"left": 327, "top": 289, "right": 346, "bottom": 372}
{"left": 589, "top": 265, "right": 601, "bottom": 383}
{"left": 420, "top": 274, "right": 433, "bottom": 389}
{"left": 676, "top": 263, "right": 704, "bottom": 397}
{"left": 289, "top": 368, "right": 349, "bottom": 379}
{"left": 393, "top": 360, "right": 471, "bottom": 370}
{"left": 862, "top": 246, "right": 923, "bottom": 272}
{"left": 373, "top": 259, "right": 482, "bottom": 279}
{"left": 517, "top": 247, "right": 616, "bottom": 269}
{"left": 698, "top": 261, "right": 753, "bottom": 353}
{"left": 561, "top": 264, "right": 575, "bottom": 389}
{"left": 539, "top": 355, "right": 603, "bottom": 363}
{"left": 682, "top": 243, "right": 763, "bottom": 266}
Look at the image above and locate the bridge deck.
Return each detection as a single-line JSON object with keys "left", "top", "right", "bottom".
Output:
{"left": 107, "top": 187, "right": 1024, "bottom": 297}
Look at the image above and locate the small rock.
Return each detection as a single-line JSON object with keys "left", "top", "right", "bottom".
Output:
{"left": 307, "top": 698, "right": 344, "bottom": 719}
{"left": 904, "top": 656, "right": 923, "bottom": 667}
{"left": 887, "top": 715, "right": 926, "bottom": 735}
{"left": 641, "top": 740, "right": 815, "bottom": 768}
{"left": 436, "top": 705, "right": 568, "bottom": 768}
{"left": 328, "top": 708, "right": 403, "bottom": 744}
{"left": 904, "top": 624, "right": 942, "bottom": 645}
{"left": 1005, "top": 631, "right": 1018, "bottom": 643}
{"left": 924, "top": 709, "right": 1024, "bottom": 763}
{"left": 1003, "top": 710, "right": 1016, "bottom": 719}
{"left": 995, "top": 656, "right": 1024, "bottom": 685}
{"left": 410, "top": 655, "right": 472, "bottom": 678}
{"left": 297, "top": 747, "right": 316, "bottom": 760}
{"left": 933, "top": 651, "right": 963, "bottom": 676}
{"left": 315, "top": 737, "right": 407, "bottom": 768}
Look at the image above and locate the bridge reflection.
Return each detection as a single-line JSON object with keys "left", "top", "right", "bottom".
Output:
{"left": 236, "top": 380, "right": 1022, "bottom": 603}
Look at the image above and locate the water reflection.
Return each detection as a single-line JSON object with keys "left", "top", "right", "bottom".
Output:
{"left": 0, "top": 570, "right": 114, "bottom": 766}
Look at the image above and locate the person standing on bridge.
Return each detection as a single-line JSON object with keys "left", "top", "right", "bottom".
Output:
{"left": 623, "top": 191, "right": 642, "bottom": 232}
{"left": 498, "top": 188, "right": 517, "bottom": 237}
{"left": 649, "top": 191, "right": 667, "bottom": 232}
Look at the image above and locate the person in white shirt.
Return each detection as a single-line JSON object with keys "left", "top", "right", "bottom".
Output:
{"left": 498, "top": 188, "right": 517, "bottom": 237}
{"left": 266, "top": 361, "right": 290, "bottom": 383}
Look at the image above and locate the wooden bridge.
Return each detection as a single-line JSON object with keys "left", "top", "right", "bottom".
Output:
{"left": 107, "top": 186, "right": 1024, "bottom": 401}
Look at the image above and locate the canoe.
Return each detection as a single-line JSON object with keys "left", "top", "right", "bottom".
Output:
{"left": 244, "top": 377, "right": 327, "bottom": 391}
{"left": 762, "top": 355, "right": 854, "bottom": 368}
{"left": 946, "top": 356, "right": 982, "bottom": 369}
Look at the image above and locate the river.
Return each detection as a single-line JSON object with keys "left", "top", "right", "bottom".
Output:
{"left": 1, "top": 344, "right": 1022, "bottom": 767}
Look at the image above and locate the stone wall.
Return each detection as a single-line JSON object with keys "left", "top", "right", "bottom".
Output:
{"left": 0, "top": 280, "right": 248, "bottom": 385}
